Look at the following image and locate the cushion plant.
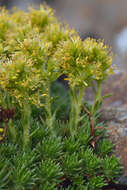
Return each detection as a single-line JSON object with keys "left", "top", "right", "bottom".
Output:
{"left": 0, "top": 5, "right": 122, "bottom": 190}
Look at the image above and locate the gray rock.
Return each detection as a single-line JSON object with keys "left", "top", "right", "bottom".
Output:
{"left": 118, "top": 175, "right": 127, "bottom": 185}
{"left": 101, "top": 105, "right": 127, "bottom": 184}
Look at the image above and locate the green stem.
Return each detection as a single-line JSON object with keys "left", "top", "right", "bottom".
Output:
{"left": 69, "top": 87, "right": 85, "bottom": 136}
{"left": 45, "top": 82, "right": 54, "bottom": 135}
{"left": 92, "top": 81, "right": 102, "bottom": 115}
{"left": 8, "top": 119, "right": 16, "bottom": 143}
{"left": 22, "top": 102, "right": 31, "bottom": 149}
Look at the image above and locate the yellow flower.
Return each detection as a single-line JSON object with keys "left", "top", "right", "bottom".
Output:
{"left": 0, "top": 128, "right": 4, "bottom": 133}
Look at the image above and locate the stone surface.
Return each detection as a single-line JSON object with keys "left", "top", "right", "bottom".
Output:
{"left": 102, "top": 71, "right": 127, "bottom": 107}
{"left": 101, "top": 105, "right": 127, "bottom": 181}
{"left": 85, "top": 71, "right": 127, "bottom": 108}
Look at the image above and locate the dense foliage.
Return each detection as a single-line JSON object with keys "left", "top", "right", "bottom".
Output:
{"left": 0, "top": 5, "right": 122, "bottom": 190}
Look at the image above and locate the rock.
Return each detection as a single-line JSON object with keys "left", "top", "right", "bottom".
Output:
{"left": 118, "top": 175, "right": 127, "bottom": 185}
{"left": 101, "top": 105, "right": 127, "bottom": 184}
{"left": 102, "top": 72, "right": 127, "bottom": 107}
{"left": 85, "top": 71, "right": 127, "bottom": 108}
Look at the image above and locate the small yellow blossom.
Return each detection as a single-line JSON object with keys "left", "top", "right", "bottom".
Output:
{"left": 0, "top": 128, "right": 4, "bottom": 133}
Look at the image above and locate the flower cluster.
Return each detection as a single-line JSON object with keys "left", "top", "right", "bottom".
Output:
{"left": 0, "top": 53, "right": 46, "bottom": 107}
{"left": 0, "top": 5, "right": 113, "bottom": 108}
{"left": 0, "top": 5, "right": 76, "bottom": 108}
{"left": 29, "top": 5, "right": 56, "bottom": 31}
{"left": 54, "top": 37, "right": 113, "bottom": 88}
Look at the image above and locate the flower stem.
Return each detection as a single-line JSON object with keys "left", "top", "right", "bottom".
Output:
{"left": 45, "top": 82, "right": 54, "bottom": 136}
{"left": 69, "top": 87, "right": 84, "bottom": 136}
{"left": 22, "top": 102, "right": 31, "bottom": 149}
{"left": 92, "top": 81, "right": 102, "bottom": 116}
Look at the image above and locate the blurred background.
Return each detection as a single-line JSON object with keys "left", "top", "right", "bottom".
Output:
{"left": 1, "top": 0, "right": 127, "bottom": 106}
